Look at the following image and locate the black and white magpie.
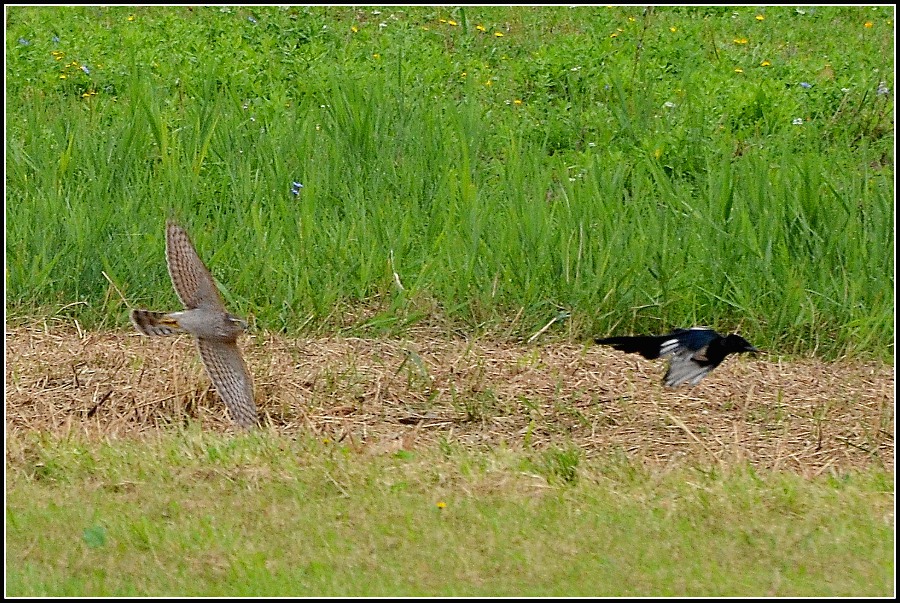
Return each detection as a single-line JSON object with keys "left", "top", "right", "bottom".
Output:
{"left": 595, "top": 327, "right": 759, "bottom": 387}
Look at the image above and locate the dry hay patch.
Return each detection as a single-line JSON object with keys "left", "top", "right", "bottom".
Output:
{"left": 5, "top": 323, "right": 893, "bottom": 475}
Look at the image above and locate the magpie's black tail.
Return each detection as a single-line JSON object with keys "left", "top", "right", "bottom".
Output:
{"left": 594, "top": 335, "right": 666, "bottom": 359}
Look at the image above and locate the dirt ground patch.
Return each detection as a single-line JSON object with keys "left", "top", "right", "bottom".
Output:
{"left": 5, "top": 322, "right": 894, "bottom": 476}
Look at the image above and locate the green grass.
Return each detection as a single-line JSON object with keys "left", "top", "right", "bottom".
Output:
{"left": 5, "top": 430, "right": 894, "bottom": 596}
{"left": 5, "top": 9, "right": 893, "bottom": 596}
{"left": 4, "top": 6, "right": 894, "bottom": 358}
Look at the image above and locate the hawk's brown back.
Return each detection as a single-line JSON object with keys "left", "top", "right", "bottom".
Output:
{"left": 165, "top": 220, "right": 226, "bottom": 311}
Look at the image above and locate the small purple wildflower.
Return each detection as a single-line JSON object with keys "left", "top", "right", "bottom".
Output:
{"left": 52, "top": 35, "right": 60, "bottom": 43}
{"left": 248, "top": 16, "right": 257, "bottom": 24}
{"left": 291, "top": 181, "right": 304, "bottom": 196}
{"left": 81, "top": 64, "right": 90, "bottom": 75}
{"left": 18, "top": 38, "right": 29, "bottom": 45}
{"left": 876, "top": 81, "right": 890, "bottom": 96}
{"left": 799, "top": 82, "right": 812, "bottom": 89}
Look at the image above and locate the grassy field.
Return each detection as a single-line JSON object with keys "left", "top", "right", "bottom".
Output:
{"left": 5, "top": 5, "right": 894, "bottom": 357}
{"left": 5, "top": 429, "right": 894, "bottom": 597}
{"left": 5, "top": 323, "right": 895, "bottom": 597}
{"left": 4, "top": 5, "right": 895, "bottom": 597}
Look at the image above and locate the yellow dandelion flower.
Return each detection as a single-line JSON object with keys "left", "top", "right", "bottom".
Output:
{"left": 733, "top": 38, "right": 748, "bottom": 44}
{"left": 669, "top": 26, "right": 677, "bottom": 32}
{"left": 513, "top": 99, "right": 522, "bottom": 105}
{"left": 127, "top": 15, "right": 135, "bottom": 21}
{"left": 494, "top": 31, "right": 504, "bottom": 37}
{"left": 864, "top": 21, "right": 873, "bottom": 28}
{"left": 461, "top": 72, "right": 467, "bottom": 77}
{"left": 422, "top": 26, "right": 429, "bottom": 31}
{"left": 755, "top": 15, "right": 764, "bottom": 21}
{"left": 439, "top": 18, "right": 447, "bottom": 23}
{"left": 610, "top": 32, "right": 619, "bottom": 38}
{"left": 484, "top": 80, "right": 493, "bottom": 86}
{"left": 437, "top": 501, "right": 447, "bottom": 509}
{"left": 373, "top": 53, "right": 380, "bottom": 59}
{"left": 351, "top": 25, "right": 358, "bottom": 33}
{"left": 476, "top": 24, "right": 486, "bottom": 32}
{"left": 734, "top": 67, "right": 744, "bottom": 73}
{"left": 448, "top": 20, "right": 457, "bottom": 26}
{"left": 760, "top": 60, "right": 771, "bottom": 67}
{"left": 654, "top": 148, "right": 662, "bottom": 159}
{"left": 59, "top": 74, "right": 67, "bottom": 79}
{"left": 628, "top": 16, "right": 636, "bottom": 22}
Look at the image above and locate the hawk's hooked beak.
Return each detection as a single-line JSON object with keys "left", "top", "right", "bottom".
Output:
{"left": 228, "top": 315, "right": 248, "bottom": 331}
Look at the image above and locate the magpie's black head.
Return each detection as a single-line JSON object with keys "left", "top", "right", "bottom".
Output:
{"left": 723, "top": 334, "right": 759, "bottom": 355}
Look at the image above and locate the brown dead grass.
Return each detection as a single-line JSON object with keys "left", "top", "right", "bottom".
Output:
{"left": 5, "top": 321, "right": 894, "bottom": 476}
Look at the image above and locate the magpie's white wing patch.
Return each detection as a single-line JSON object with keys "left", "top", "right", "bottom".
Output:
{"left": 663, "top": 355, "right": 715, "bottom": 387}
{"left": 659, "top": 337, "right": 685, "bottom": 357}
{"left": 661, "top": 337, "right": 714, "bottom": 387}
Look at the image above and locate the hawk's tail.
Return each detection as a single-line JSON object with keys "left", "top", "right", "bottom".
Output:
{"left": 130, "top": 309, "right": 184, "bottom": 336}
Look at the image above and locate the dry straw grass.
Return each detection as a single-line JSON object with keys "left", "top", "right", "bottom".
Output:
{"left": 5, "top": 320, "right": 894, "bottom": 476}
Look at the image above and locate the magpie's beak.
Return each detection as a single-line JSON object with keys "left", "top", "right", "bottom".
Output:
{"left": 747, "top": 346, "right": 761, "bottom": 354}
